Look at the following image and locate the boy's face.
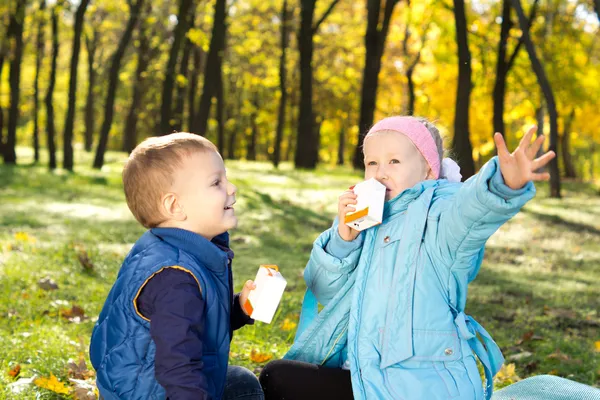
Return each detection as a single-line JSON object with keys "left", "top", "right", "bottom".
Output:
{"left": 171, "top": 150, "right": 238, "bottom": 240}
{"left": 363, "top": 131, "right": 431, "bottom": 201}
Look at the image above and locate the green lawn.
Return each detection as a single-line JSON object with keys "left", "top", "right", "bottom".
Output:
{"left": 1, "top": 147, "right": 599, "bottom": 399}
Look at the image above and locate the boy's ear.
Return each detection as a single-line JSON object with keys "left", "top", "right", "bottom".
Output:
{"left": 161, "top": 193, "right": 186, "bottom": 221}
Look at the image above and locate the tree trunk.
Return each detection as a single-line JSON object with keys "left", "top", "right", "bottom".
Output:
{"left": 451, "top": 0, "right": 475, "bottom": 180}
{"left": 337, "top": 122, "right": 345, "bottom": 166}
{"left": 188, "top": 46, "right": 203, "bottom": 133}
{"left": 492, "top": 0, "right": 538, "bottom": 138}
{"left": 511, "top": 0, "right": 560, "bottom": 197}
{"left": 33, "top": 0, "right": 46, "bottom": 163}
{"left": 46, "top": 6, "right": 59, "bottom": 170}
{"left": 123, "top": 20, "right": 152, "bottom": 153}
{"left": 295, "top": 0, "right": 316, "bottom": 169}
{"left": 194, "top": 0, "right": 227, "bottom": 137}
{"left": 247, "top": 96, "right": 259, "bottom": 161}
{"left": 535, "top": 95, "right": 545, "bottom": 161}
{"left": 84, "top": 30, "right": 98, "bottom": 152}
{"left": 5, "top": 1, "right": 26, "bottom": 164}
{"left": 94, "top": 0, "right": 145, "bottom": 169}
{"left": 352, "top": 0, "right": 399, "bottom": 169}
{"left": 561, "top": 108, "right": 576, "bottom": 178}
{"left": 227, "top": 85, "right": 241, "bottom": 159}
{"left": 160, "top": 0, "right": 194, "bottom": 135}
{"left": 492, "top": 0, "right": 512, "bottom": 137}
{"left": 273, "top": 0, "right": 290, "bottom": 168}
{"left": 173, "top": 35, "right": 193, "bottom": 132}
{"left": 63, "top": 0, "right": 90, "bottom": 170}
{"left": 0, "top": 51, "right": 5, "bottom": 154}
{"left": 216, "top": 69, "right": 225, "bottom": 153}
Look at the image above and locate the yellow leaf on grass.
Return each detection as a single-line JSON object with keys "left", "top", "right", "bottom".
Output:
{"left": 281, "top": 318, "right": 297, "bottom": 332}
{"left": 494, "top": 363, "right": 521, "bottom": 385}
{"left": 34, "top": 374, "right": 70, "bottom": 395}
{"left": 15, "top": 232, "right": 35, "bottom": 243}
{"left": 250, "top": 349, "right": 272, "bottom": 363}
{"left": 594, "top": 341, "right": 600, "bottom": 352}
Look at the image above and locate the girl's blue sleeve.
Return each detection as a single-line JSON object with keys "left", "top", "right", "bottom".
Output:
{"left": 432, "top": 156, "right": 535, "bottom": 274}
{"left": 304, "top": 219, "right": 363, "bottom": 306}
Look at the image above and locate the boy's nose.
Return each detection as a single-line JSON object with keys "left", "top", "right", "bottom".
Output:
{"left": 228, "top": 182, "right": 237, "bottom": 196}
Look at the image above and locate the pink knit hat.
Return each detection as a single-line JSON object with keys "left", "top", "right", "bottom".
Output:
{"left": 365, "top": 116, "right": 441, "bottom": 179}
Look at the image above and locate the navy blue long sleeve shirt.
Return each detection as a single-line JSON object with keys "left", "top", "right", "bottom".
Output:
{"left": 137, "top": 263, "right": 253, "bottom": 399}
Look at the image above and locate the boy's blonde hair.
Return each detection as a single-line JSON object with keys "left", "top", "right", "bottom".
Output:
{"left": 123, "top": 132, "right": 218, "bottom": 229}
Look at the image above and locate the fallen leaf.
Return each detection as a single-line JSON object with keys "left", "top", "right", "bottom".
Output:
{"left": 67, "top": 358, "right": 95, "bottom": 380}
{"left": 516, "top": 330, "right": 534, "bottom": 345}
{"left": 60, "top": 305, "right": 87, "bottom": 323}
{"left": 34, "top": 374, "right": 71, "bottom": 395}
{"left": 547, "top": 349, "right": 570, "bottom": 361}
{"left": 249, "top": 349, "right": 272, "bottom": 363}
{"left": 494, "top": 363, "right": 521, "bottom": 385}
{"left": 594, "top": 341, "right": 600, "bottom": 353}
{"left": 8, "top": 364, "right": 21, "bottom": 378}
{"left": 38, "top": 277, "right": 58, "bottom": 291}
{"left": 15, "top": 232, "right": 35, "bottom": 243}
{"left": 70, "top": 379, "right": 99, "bottom": 400}
{"left": 281, "top": 318, "right": 297, "bottom": 332}
{"left": 508, "top": 351, "right": 532, "bottom": 361}
{"left": 78, "top": 250, "right": 95, "bottom": 272}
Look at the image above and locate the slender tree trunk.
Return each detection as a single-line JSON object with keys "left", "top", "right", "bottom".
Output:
{"left": 273, "top": 0, "right": 290, "bottom": 168}
{"left": 188, "top": 46, "right": 203, "bottom": 133}
{"left": 63, "top": 0, "right": 90, "bottom": 170}
{"left": 33, "top": 0, "right": 46, "bottom": 163}
{"left": 0, "top": 51, "right": 5, "bottom": 154}
{"left": 561, "top": 108, "right": 576, "bottom": 178}
{"left": 194, "top": 0, "right": 227, "bottom": 137}
{"left": 511, "top": 0, "right": 560, "bottom": 197}
{"left": 123, "top": 24, "right": 151, "bottom": 153}
{"left": 295, "top": 0, "right": 316, "bottom": 168}
{"left": 84, "top": 31, "right": 98, "bottom": 152}
{"left": 227, "top": 85, "right": 241, "bottom": 159}
{"left": 493, "top": 0, "right": 538, "bottom": 137}
{"left": 216, "top": 70, "right": 225, "bottom": 153}
{"left": 535, "top": 94, "right": 545, "bottom": 161}
{"left": 352, "top": 0, "right": 399, "bottom": 169}
{"left": 173, "top": 35, "right": 193, "bottom": 132}
{"left": 493, "top": 0, "right": 511, "bottom": 137}
{"left": 160, "top": 0, "right": 194, "bottom": 135}
{"left": 451, "top": 0, "right": 475, "bottom": 180}
{"left": 46, "top": 7, "right": 59, "bottom": 170}
{"left": 94, "top": 0, "right": 145, "bottom": 169}
{"left": 247, "top": 95, "right": 259, "bottom": 161}
{"left": 5, "top": 1, "right": 26, "bottom": 164}
{"left": 337, "top": 122, "right": 345, "bottom": 165}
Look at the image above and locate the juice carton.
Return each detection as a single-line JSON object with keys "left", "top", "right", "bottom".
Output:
{"left": 243, "top": 265, "right": 286, "bottom": 324}
{"left": 344, "top": 178, "right": 386, "bottom": 231}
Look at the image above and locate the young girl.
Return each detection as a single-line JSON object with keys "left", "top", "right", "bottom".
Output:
{"left": 259, "top": 116, "right": 555, "bottom": 400}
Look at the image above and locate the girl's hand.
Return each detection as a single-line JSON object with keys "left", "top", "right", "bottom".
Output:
{"left": 338, "top": 189, "right": 361, "bottom": 242}
{"left": 239, "top": 280, "right": 257, "bottom": 315}
{"left": 494, "top": 126, "right": 556, "bottom": 190}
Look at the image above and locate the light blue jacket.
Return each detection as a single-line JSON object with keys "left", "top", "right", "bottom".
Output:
{"left": 284, "top": 158, "right": 535, "bottom": 400}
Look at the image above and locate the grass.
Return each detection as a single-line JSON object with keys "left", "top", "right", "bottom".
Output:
{"left": 0, "top": 147, "right": 599, "bottom": 399}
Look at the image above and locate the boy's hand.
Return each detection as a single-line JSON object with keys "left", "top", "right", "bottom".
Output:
{"left": 494, "top": 126, "right": 556, "bottom": 190}
{"left": 239, "top": 280, "right": 257, "bottom": 315}
{"left": 338, "top": 189, "right": 360, "bottom": 242}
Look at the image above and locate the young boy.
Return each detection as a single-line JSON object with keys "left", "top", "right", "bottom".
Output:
{"left": 90, "top": 133, "right": 264, "bottom": 400}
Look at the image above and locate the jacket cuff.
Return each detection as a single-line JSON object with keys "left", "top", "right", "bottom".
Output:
{"left": 488, "top": 162, "right": 533, "bottom": 201}
{"left": 325, "top": 228, "right": 364, "bottom": 259}
{"left": 231, "top": 293, "right": 254, "bottom": 330}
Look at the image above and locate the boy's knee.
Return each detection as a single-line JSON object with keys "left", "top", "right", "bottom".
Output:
{"left": 224, "top": 365, "right": 263, "bottom": 400}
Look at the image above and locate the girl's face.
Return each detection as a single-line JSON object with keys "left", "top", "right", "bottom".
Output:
{"left": 363, "top": 131, "right": 433, "bottom": 201}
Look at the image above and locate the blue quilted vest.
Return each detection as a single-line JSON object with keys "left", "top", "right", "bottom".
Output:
{"left": 90, "top": 228, "right": 233, "bottom": 399}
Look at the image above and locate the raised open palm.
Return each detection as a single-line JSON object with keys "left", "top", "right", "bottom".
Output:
{"left": 494, "top": 126, "right": 556, "bottom": 190}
